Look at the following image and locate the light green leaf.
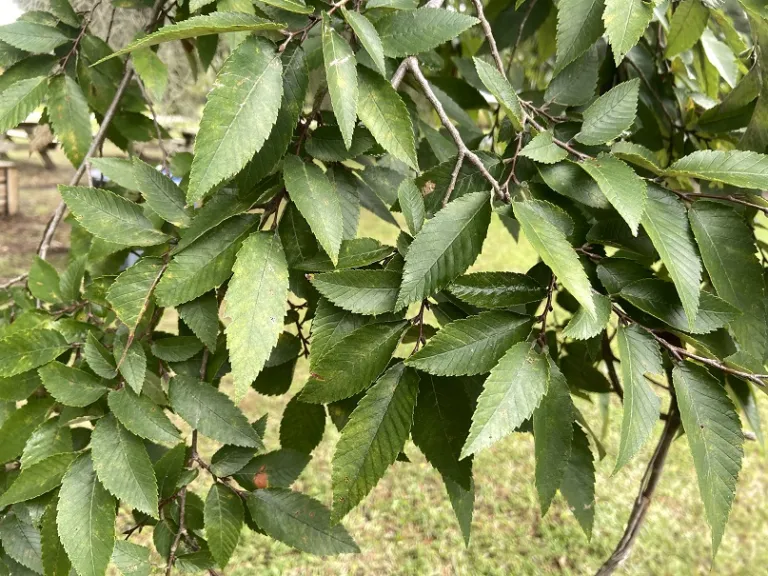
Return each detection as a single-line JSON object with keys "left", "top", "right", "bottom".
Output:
{"left": 108, "top": 388, "right": 181, "bottom": 447}
{"left": 311, "top": 270, "right": 401, "bottom": 316}
{"left": 177, "top": 293, "right": 220, "bottom": 353}
{"left": 341, "top": 8, "right": 386, "bottom": 75}
{"left": 375, "top": 8, "right": 477, "bottom": 57}
{"left": 0, "top": 330, "right": 68, "bottom": 378}
{"left": 246, "top": 488, "right": 359, "bottom": 555}
{"left": 0, "top": 398, "right": 53, "bottom": 464}
{"left": 282, "top": 155, "right": 343, "bottom": 265}
{"left": 461, "top": 342, "right": 549, "bottom": 458}
{"left": 47, "top": 74, "right": 92, "bottom": 167}
{"left": 322, "top": 16, "right": 357, "bottom": 150}
{"left": 0, "top": 76, "right": 47, "bottom": 134}
{"left": 113, "top": 333, "right": 146, "bottom": 395}
{"left": 701, "top": 28, "right": 737, "bottom": 88}
{"left": 397, "top": 191, "right": 491, "bottom": 309}
{"left": 669, "top": 150, "right": 768, "bottom": 189}
{"left": 0, "top": 370, "right": 41, "bottom": 402}
{"left": 84, "top": 332, "right": 117, "bottom": 379}
{"left": 39, "top": 362, "right": 108, "bottom": 407}
{"left": 665, "top": 0, "right": 709, "bottom": 58}
{"left": 88, "top": 157, "right": 136, "bottom": 190}
{"left": 555, "top": 0, "right": 605, "bottom": 72}
{"left": 545, "top": 45, "right": 599, "bottom": 106}
{"left": 332, "top": 363, "right": 419, "bottom": 521}
{"left": 473, "top": 57, "right": 524, "bottom": 126}
{"left": 188, "top": 37, "right": 283, "bottom": 203}
{"left": 397, "top": 179, "right": 425, "bottom": 236}
{"left": 672, "top": 363, "right": 743, "bottom": 555}
{"left": 308, "top": 298, "right": 378, "bottom": 369}
{"left": 610, "top": 141, "right": 664, "bottom": 175}
{"left": 560, "top": 424, "right": 595, "bottom": 538}
{"left": 59, "top": 186, "right": 170, "bottom": 247}
{"left": 0, "top": 22, "right": 69, "bottom": 53}
{"left": 132, "top": 48, "right": 168, "bottom": 102}
{"left": 0, "top": 453, "right": 76, "bottom": 508}
{"left": 641, "top": 184, "right": 702, "bottom": 329}
{"left": 204, "top": 484, "right": 243, "bottom": 568}
{"left": 169, "top": 375, "right": 263, "bottom": 447}
{"left": 107, "top": 257, "right": 165, "bottom": 334}
{"left": 445, "top": 476, "right": 474, "bottom": 547}
{"left": 448, "top": 271, "right": 546, "bottom": 308}
{"left": 357, "top": 66, "right": 418, "bottom": 170}
{"left": 562, "top": 292, "right": 611, "bottom": 340}
{"left": 28, "top": 256, "right": 61, "bottom": 303}
{"left": 294, "top": 237, "right": 394, "bottom": 272}
{"left": 132, "top": 158, "right": 191, "bottom": 228}
{"left": 513, "top": 200, "right": 596, "bottom": 318}
{"left": 41, "top": 503, "right": 70, "bottom": 576}
{"left": 111, "top": 541, "right": 151, "bottom": 576}
{"left": 578, "top": 153, "right": 647, "bottom": 235}
{"left": 576, "top": 79, "right": 640, "bottom": 145}
{"left": 57, "top": 454, "right": 116, "bottom": 576}
{"left": 519, "top": 132, "right": 568, "bottom": 164}
{"left": 258, "top": 0, "right": 313, "bottom": 13}
{"left": 406, "top": 311, "right": 532, "bottom": 376}
{"left": 603, "top": 0, "right": 653, "bottom": 65}
{"left": 224, "top": 231, "right": 289, "bottom": 400}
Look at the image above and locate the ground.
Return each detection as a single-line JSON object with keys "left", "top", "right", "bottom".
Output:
{"left": 2, "top": 148, "right": 768, "bottom": 575}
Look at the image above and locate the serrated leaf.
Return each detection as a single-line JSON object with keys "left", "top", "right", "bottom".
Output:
{"left": 57, "top": 454, "right": 116, "bottom": 576}
{"left": 576, "top": 79, "right": 640, "bottom": 145}
{"left": 444, "top": 475, "right": 474, "bottom": 546}
{"left": 151, "top": 335, "right": 203, "bottom": 362}
{"left": 88, "top": 157, "right": 137, "bottom": 190}
{"left": 357, "top": 66, "right": 418, "bottom": 170}
{"left": 417, "top": 151, "right": 503, "bottom": 212}
{"left": 562, "top": 292, "right": 611, "bottom": 340}
{"left": 610, "top": 141, "right": 664, "bottom": 175}
{"left": 560, "top": 423, "right": 595, "bottom": 538}
{"left": 41, "top": 503, "right": 70, "bottom": 576}
{"left": 224, "top": 232, "right": 289, "bottom": 400}
{"left": 169, "top": 375, "right": 263, "bottom": 447}
{"left": 332, "top": 363, "right": 418, "bottom": 521}
{"left": 21, "top": 420, "right": 72, "bottom": 469}
{"left": 0, "top": 76, "right": 47, "bottom": 134}
{"left": 108, "top": 388, "right": 181, "bottom": 447}
{"left": 38, "top": 362, "right": 108, "bottom": 407}
{"left": 603, "top": 0, "right": 653, "bottom": 64}
{"left": 259, "top": 0, "right": 313, "bottom": 13}
{"left": 311, "top": 270, "right": 401, "bottom": 316}
{"left": 47, "top": 74, "right": 92, "bottom": 167}
{"left": 59, "top": 186, "right": 169, "bottom": 247}
{"left": 448, "top": 271, "right": 546, "bottom": 308}
{"left": 204, "top": 484, "right": 243, "bottom": 568}
{"left": 188, "top": 37, "right": 283, "bottom": 203}
{"left": 473, "top": 57, "right": 524, "bottom": 126}
{"left": 294, "top": 237, "right": 394, "bottom": 272}
{"left": 397, "top": 179, "right": 425, "bottom": 236}
{"left": 513, "top": 200, "right": 596, "bottom": 318}
{"left": 461, "top": 342, "right": 549, "bottom": 458}
{"left": 665, "top": 0, "right": 709, "bottom": 58}
{"left": 0, "top": 513, "right": 42, "bottom": 573}
{"left": 672, "top": 363, "right": 743, "bottom": 555}
{"left": 555, "top": 0, "right": 605, "bottom": 72}
{"left": 233, "top": 449, "right": 309, "bottom": 490}
{"left": 283, "top": 155, "right": 343, "bottom": 265}
{"left": 613, "top": 324, "right": 662, "bottom": 472}
{"left": 397, "top": 191, "right": 491, "bottom": 309}
{"left": 132, "top": 48, "right": 168, "bottom": 102}
{"left": 406, "top": 311, "right": 531, "bottom": 376}
{"left": 155, "top": 214, "right": 255, "bottom": 307}
{"left": 0, "top": 22, "right": 69, "bottom": 53}
{"left": 279, "top": 396, "right": 325, "bottom": 454}
{"left": 132, "top": 158, "right": 191, "bottom": 228}
{"left": 341, "top": 8, "right": 385, "bottom": 75}
{"left": 545, "top": 45, "right": 599, "bottom": 106}
{"left": 322, "top": 16, "right": 357, "bottom": 150}
{"left": 113, "top": 333, "right": 146, "bottom": 395}
{"left": 375, "top": 7, "right": 477, "bottom": 57}
{"left": 0, "top": 398, "right": 53, "bottom": 464}
{"left": 520, "top": 132, "right": 568, "bottom": 164}
{"left": 111, "top": 541, "right": 150, "bottom": 576}
{"left": 28, "top": 256, "right": 61, "bottom": 303}
{"left": 538, "top": 160, "right": 610, "bottom": 209}
{"left": 300, "top": 321, "right": 408, "bottom": 404}
{"left": 533, "top": 357, "right": 574, "bottom": 514}
{"left": 579, "top": 153, "right": 646, "bottom": 235}
{"left": 669, "top": 150, "right": 768, "bottom": 189}
{"left": 154, "top": 444, "right": 185, "bottom": 501}
{"left": 84, "top": 332, "right": 117, "bottom": 379}
{"left": 641, "top": 184, "right": 702, "bottom": 329}
{"left": 0, "top": 453, "right": 76, "bottom": 508}
{"left": 305, "top": 125, "right": 375, "bottom": 163}
{"left": 246, "top": 488, "right": 359, "bottom": 554}
{"left": 0, "top": 370, "right": 41, "bottom": 402}
{"left": 177, "top": 293, "right": 219, "bottom": 352}
{"left": 91, "top": 414, "right": 158, "bottom": 517}
{"left": 98, "top": 13, "right": 284, "bottom": 61}
{"left": 0, "top": 330, "right": 68, "bottom": 378}
{"left": 106, "top": 257, "right": 164, "bottom": 334}
{"left": 308, "top": 298, "right": 379, "bottom": 369}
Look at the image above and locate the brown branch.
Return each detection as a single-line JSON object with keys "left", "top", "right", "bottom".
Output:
{"left": 410, "top": 300, "right": 429, "bottom": 354}
{"left": 470, "top": 0, "right": 504, "bottom": 75}
{"left": 0, "top": 274, "right": 28, "bottom": 290}
{"left": 135, "top": 75, "right": 169, "bottom": 172}
{"left": 673, "top": 189, "right": 768, "bottom": 216}
{"left": 165, "top": 486, "right": 187, "bottom": 576}
{"left": 442, "top": 151, "right": 465, "bottom": 207}
{"left": 602, "top": 332, "right": 624, "bottom": 401}
{"left": 536, "top": 273, "right": 556, "bottom": 347}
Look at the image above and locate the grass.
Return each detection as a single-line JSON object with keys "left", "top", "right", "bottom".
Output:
{"left": 4, "top": 151, "right": 768, "bottom": 574}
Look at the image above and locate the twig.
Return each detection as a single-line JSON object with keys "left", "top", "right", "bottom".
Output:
{"left": 410, "top": 300, "right": 429, "bottom": 354}
{"left": 165, "top": 486, "right": 187, "bottom": 576}
{"left": 391, "top": 0, "right": 443, "bottom": 89}
{"left": 470, "top": 0, "right": 504, "bottom": 74}
{"left": 442, "top": 151, "right": 464, "bottom": 207}
{"left": 58, "top": 0, "right": 102, "bottom": 71}
{"left": 602, "top": 332, "right": 624, "bottom": 401}
{"left": 0, "top": 274, "right": 28, "bottom": 290}
{"left": 536, "top": 273, "right": 556, "bottom": 347}
{"left": 673, "top": 190, "right": 768, "bottom": 216}
{"left": 135, "top": 76, "right": 169, "bottom": 172}
{"left": 502, "top": 132, "right": 525, "bottom": 190}
{"left": 507, "top": 0, "right": 538, "bottom": 77}
{"left": 278, "top": 0, "right": 351, "bottom": 51}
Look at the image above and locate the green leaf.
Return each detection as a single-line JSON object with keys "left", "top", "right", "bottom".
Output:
{"left": 397, "top": 179, "right": 425, "bottom": 236}
{"left": 406, "top": 311, "right": 532, "bottom": 376}
{"left": 246, "top": 488, "right": 359, "bottom": 554}
{"left": 341, "top": 8, "right": 385, "bottom": 76}
{"left": 84, "top": 332, "right": 117, "bottom": 379}
{"left": 169, "top": 375, "right": 263, "bottom": 447}
{"left": 397, "top": 191, "right": 491, "bottom": 309}
{"left": 132, "top": 158, "right": 191, "bottom": 228}
{"left": 519, "top": 132, "right": 568, "bottom": 164}
{"left": 280, "top": 397, "right": 326, "bottom": 454}
{"left": 91, "top": 414, "right": 158, "bottom": 517}
{"left": 331, "top": 363, "right": 418, "bottom": 521}
{"left": 533, "top": 357, "right": 574, "bottom": 514}
{"left": 0, "top": 22, "right": 69, "bottom": 53}
{"left": 513, "top": 200, "right": 596, "bottom": 318}
{"left": 233, "top": 449, "right": 309, "bottom": 490}
{"left": 665, "top": 0, "right": 709, "bottom": 58}
{"left": 177, "top": 293, "right": 220, "bottom": 353}
{"left": 610, "top": 141, "right": 664, "bottom": 175}
{"left": 0, "top": 453, "right": 76, "bottom": 507}
{"left": 0, "top": 371, "right": 42, "bottom": 402}
{"left": 305, "top": 125, "right": 375, "bottom": 163}
{"left": 555, "top": 0, "right": 605, "bottom": 72}
{"left": 375, "top": 8, "right": 477, "bottom": 57}
{"left": 417, "top": 151, "right": 503, "bottom": 212}
{"left": 188, "top": 37, "right": 283, "bottom": 203}
{"left": 151, "top": 335, "right": 203, "bottom": 362}
{"left": 357, "top": 66, "right": 418, "bottom": 170}
{"left": 560, "top": 424, "right": 595, "bottom": 538}
{"left": 113, "top": 333, "right": 146, "bottom": 395}
{"left": 578, "top": 153, "right": 646, "bottom": 235}
{"left": 689, "top": 201, "right": 768, "bottom": 361}
{"left": 545, "top": 45, "right": 599, "bottom": 106}
{"left": 59, "top": 257, "right": 86, "bottom": 303}
{"left": 57, "top": 454, "right": 116, "bottom": 576}
{"left": 537, "top": 160, "right": 609, "bottom": 209}
{"left": 308, "top": 298, "right": 378, "bottom": 369}
{"left": 669, "top": 150, "right": 768, "bottom": 189}
{"left": 0, "top": 512, "right": 42, "bottom": 573}
{"left": 41, "top": 503, "right": 70, "bottom": 576}
{"left": 59, "top": 186, "right": 169, "bottom": 247}
{"left": 461, "top": 342, "right": 549, "bottom": 458}
{"left": 204, "top": 484, "right": 243, "bottom": 568}
{"left": 88, "top": 157, "right": 137, "bottom": 190}
{"left": 322, "top": 16, "right": 357, "bottom": 150}
{"left": 294, "top": 237, "right": 394, "bottom": 272}
{"left": 224, "top": 231, "right": 289, "bottom": 400}
{"left": 300, "top": 321, "right": 408, "bottom": 404}
{"left": 444, "top": 475, "right": 474, "bottom": 546}
{"left": 603, "top": 0, "right": 653, "bottom": 65}
{"left": 258, "top": 0, "right": 313, "bottom": 13}
{"left": 448, "top": 271, "right": 546, "bottom": 308}
{"left": 47, "top": 74, "right": 92, "bottom": 167}
{"left": 0, "top": 330, "right": 68, "bottom": 378}
{"left": 108, "top": 388, "right": 181, "bottom": 447}
{"left": 111, "top": 541, "right": 151, "bottom": 576}
{"left": 282, "top": 156, "right": 343, "bottom": 265}
{"left": 0, "top": 398, "right": 53, "bottom": 464}
{"left": 28, "top": 256, "right": 61, "bottom": 303}
{"left": 473, "top": 57, "right": 524, "bottom": 126}
{"left": 21, "top": 419, "right": 72, "bottom": 468}
{"left": 641, "top": 184, "right": 702, "bottom": 329}
{"left": 576, "top": 79, "right": 640, "bottom": 145}
{"left": 38, "top": 362, "right": 108, "bottom": 407}
{"left": 562, "top": 292, "right": 611, "bottom": 340}
{"left": 107, "top": 257, "right": 165, "bottom": 334}
{"left": 155, "top": 214, "right": 255, "bottom": 307}
{"left": 132, "top": 48, "right": 168, "bottom": 102}
{"left": 98, "top": 13, "right": 284, "bottom": 61}
{"left": 154, "top": 444, "right": 185, "bottom": 501}
{"left": 672, "top": 363, "right": 743, "bottom": 555}
{"left": 311, "top": 270, "right": 401, "bottom": 316}
{"left": 0, "top": 76, "right": 47, "bottom": 134}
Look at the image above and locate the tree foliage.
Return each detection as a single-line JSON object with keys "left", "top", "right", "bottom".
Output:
{"left": 0, "top": 0, "right": 767, "bottom": 572}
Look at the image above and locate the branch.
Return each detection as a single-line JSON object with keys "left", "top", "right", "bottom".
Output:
{"left": 0, "top": 273, "right": 28, "bottom": 290}
{"left": 673, "top": 189, "right": 768, "bottom": 216}
{"left": 165, "top": 486, "right": 187, "bottom": 576}
{"left": 469, "top": 0, "right": 504, "bottom": 74}
{"left": 536, "top": 273, "right": 556, "bottom": 348}
{"left": 602, "top": 332, "right": 624, "bottom": 401}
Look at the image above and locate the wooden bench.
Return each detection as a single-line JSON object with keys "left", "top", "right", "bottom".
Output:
{"left": 0, "top": 161, "right": 19, "bottom": 217}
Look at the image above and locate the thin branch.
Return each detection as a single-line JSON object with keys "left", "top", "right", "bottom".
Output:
{"left": 165, "top": 486, "right": 187, "bottom": 576}
{"left": 602, "top": 332, "right": 624, "bottom": 401}
{"left": 673, "top": 189, "right": 768, "bottom": 216}
{"left": 536, "top": 273, "right": 556, "bottom": 348}
{"left": 442, "top": 151, "right": 465, "bottom": 207}
{"left": 410, "top": 300, "right": 429, "bottom": 354}
{"left": 470, "top": 0, "right": 504, "bottom": 75}
{"left": 0, "top": 274, "right": 28, "bottom": 290}
{"left": 135, "top": 75, "right": 169, "bottom": 172}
